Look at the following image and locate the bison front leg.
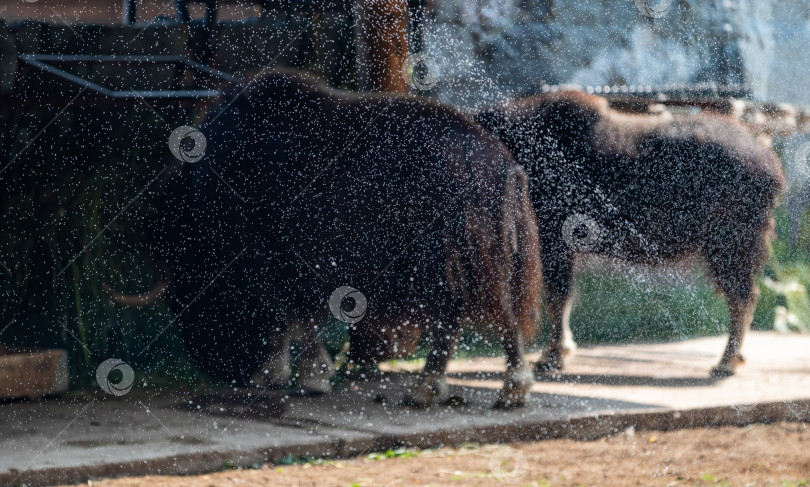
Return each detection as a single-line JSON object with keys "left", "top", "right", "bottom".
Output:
{"left": 712, "top": 286, "right": 759, "bottom": 378}
{"left": 251, "top": 321, "right": 296, "bottom": 388}
{"left": 537, "top": 288, "right": 576, "bottom": 373}
{"left": 536, "top": 242, "right": 576, "bottom": 374}
{"left": 251, "top": 319, "right": 335, "bottom": 394}
{"left": 297, "top": 319, "right": 335, "bottom": 394}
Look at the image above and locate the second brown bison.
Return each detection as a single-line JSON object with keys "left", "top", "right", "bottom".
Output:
{"left": 477, "top": 91, "right": 785, "bottom": 377}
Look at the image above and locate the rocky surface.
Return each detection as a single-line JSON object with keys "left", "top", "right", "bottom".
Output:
{"left": 422, "top": 0, "right": 810, "bottom": 108}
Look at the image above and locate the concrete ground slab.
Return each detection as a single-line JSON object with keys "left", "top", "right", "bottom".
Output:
{"left": 1, "top": 331, "right": 809, "bottom": 486}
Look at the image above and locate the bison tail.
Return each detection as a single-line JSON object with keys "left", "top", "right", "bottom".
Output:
{"left": 505, "top": 166, "right": 543, "bottom": 342}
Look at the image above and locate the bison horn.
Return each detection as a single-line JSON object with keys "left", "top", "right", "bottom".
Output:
{"left": 102, "top": 259, "right": 171, "bottom": 307}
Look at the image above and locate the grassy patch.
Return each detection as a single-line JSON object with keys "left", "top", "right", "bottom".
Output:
{"left": 567, "top": 270, "right": 729, "bottom": 345}
{"left": 367, "top": 448, "right": 419, "bottom": 460}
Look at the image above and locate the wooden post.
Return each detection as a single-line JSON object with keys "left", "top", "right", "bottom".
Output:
{"left": 353, "top": 0, "right": 410, "bottom": 94}
{"left": 122, "top": 0, "right": 137, "bottom": 24}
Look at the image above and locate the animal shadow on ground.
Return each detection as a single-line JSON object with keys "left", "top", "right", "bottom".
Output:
{"left": 447, "top": 371, "right": 719, "bottom": 388}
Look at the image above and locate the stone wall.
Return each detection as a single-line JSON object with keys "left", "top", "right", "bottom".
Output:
{"left": 421, "top": 0, "right": 810, "bottom": 108}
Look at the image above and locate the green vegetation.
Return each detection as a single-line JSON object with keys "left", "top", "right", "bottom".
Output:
{"left": 780, "top": 480, "right": 809, "bottom": 487}
{"left": 566, "top": 271, "right": 729, "bottom": 345}
{"left": 276, "top": 454, "right": 342, "bottom": 466}
{"left": 367, "top": 448, "right": 419, "bottom": 460}
{"left": 0, "top": 104, "right": 200, "bottom": 388}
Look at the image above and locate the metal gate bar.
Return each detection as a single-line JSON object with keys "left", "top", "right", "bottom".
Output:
{"left": 18, "top": 54, "right": 239, "bottom": 99}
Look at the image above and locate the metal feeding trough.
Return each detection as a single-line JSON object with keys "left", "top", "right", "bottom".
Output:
{"left": 17, "top": 54, "right": 240, "bottom": 100}
{"left": 0, "top": 346, "right": 69, "bottom": 399}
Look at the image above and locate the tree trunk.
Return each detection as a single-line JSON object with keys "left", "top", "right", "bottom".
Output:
{"left": 353, "top": 0, "right": 410, "bottom": 94}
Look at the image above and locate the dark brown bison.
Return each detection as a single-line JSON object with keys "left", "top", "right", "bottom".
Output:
{"left": 110, "top": 69, "right": 542, "bottom": 407}
{"left": 477, "top": 91, "right": 785, "bottom": 377}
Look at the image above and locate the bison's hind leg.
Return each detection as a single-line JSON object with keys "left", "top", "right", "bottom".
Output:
{"left": 711, "top": 285, "right": 759, "bottom": 378}
{"left": 403, "top": 297, "right": 465, "bottom": 408}
{"left": 492, "top": 335, "right": 534, "bottom": 409}
{"left": 704, "top": 218, "right": 770, "bottom": 378}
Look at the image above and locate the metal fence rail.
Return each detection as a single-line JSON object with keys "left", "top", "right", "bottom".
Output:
{"left": 17, "top": 54, "right": 240, "bottom": 99}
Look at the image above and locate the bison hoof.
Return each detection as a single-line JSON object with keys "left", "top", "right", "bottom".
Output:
{"left": 535, "top": 347, "right": 566, "bottom": 374}
{"left": 251, "top": 370, "right": 289, "bottom": 389}
{"left": 251, "top": 354, "right": 292, "bottom": 388}
{"left": 710, "top": 354, "right": 745, "bottom": 379}
{"left": 493, "top": 365, "right": 533, "bottom": 409}
{"left": 562, "top": 337, "right": 578, "bottom": 355}
{"left": 403, "top": 373, "right": 448, "bottom": 408}
{"left": 298, "top": 372, "right": 333, "bottom": 395}
{"left": 297, "top": 352, "right": 335, "bottom": 395}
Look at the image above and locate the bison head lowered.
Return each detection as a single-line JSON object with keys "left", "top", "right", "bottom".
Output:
{"left": 110, "top": 70, "right": 543, "bottom": 408}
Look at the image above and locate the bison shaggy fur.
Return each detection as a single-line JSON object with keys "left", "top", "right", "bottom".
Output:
{"left": 477, "top": 90, "right": 785, "bottom": 377}
{"left": 150, "top": 70, "right": 542, "bottom": 407}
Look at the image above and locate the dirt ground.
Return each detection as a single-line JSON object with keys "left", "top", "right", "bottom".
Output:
{"left": 67, "top": 422, "right": 810, "bottom": 487}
